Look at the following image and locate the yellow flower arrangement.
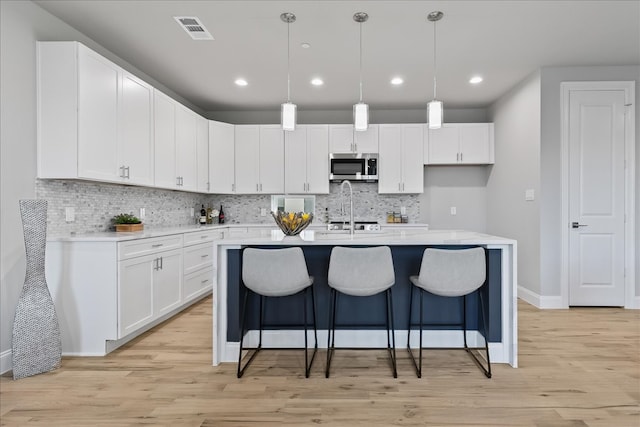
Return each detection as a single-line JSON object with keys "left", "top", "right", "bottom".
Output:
{"left": 272, "top": 211, "right": 314, "bottom": 236}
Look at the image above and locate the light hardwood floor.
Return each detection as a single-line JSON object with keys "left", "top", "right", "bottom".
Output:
{"left": 1, "top": 296, "right": 638, "bottom": 426}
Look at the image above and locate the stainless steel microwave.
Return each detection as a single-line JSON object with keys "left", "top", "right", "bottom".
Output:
{"left": 329, "top": 153, "right": 378, "bottom": 182}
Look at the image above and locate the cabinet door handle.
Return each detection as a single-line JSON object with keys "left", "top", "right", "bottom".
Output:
{"left": 232, "top": 183, "right": 235, "bottom": 192}
{"left": 125, "top": 166, "right": 130, "bottom": 179}
{"left": 201, "top": 279, "right": 210, "bottom": 284}
{"left": 153, "top": 258, "right": 159, "bottom": 271}
{"left": 176, "top": 177, "right": 181, "bottom": 186}
{"left": 119, "top": 166, "right": 125, "bottom": 178}
{"left": 256, "top": 183, "right": 259, "bottom": 192}
{"left": 159, "top": 257, "right": 163, "bottom": 270}
{"left": 260, "top": 183, "right": 263, "bottom": 192}
{"left": 460, "top": 153, "right": 463, "bottom": 162}
{"left": 152, "top": 243, "right": 163, "bottom": 248}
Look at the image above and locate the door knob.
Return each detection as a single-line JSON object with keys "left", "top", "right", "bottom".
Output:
{"left": 571, "top": 222, "right": 588, "bottom": 228}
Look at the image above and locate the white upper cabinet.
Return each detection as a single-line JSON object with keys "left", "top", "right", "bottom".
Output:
{"left": 209, "top": 120, "right": 235, "bottom": 193}
{"left": 175, "top": 105, "right": 198, "bottom": 191}
{"left": 119, "top": 72, "right": 154, "bottom": 186}
{"left": 425, "top": 123, "right": 494, "bottom": 165}
{"left": 234, "top": 125, "right": 284, "bottom": 194}
{"left": 195, "top": 116, "right": 209, "bottom": 193}
{"left": 38, "top": 41, "right": 153, "bottom": 185}
{"left": 258, "top": 125, "right": 285, "bottom": 194}
{"left": 153, "top": 91, "right": 201, "bottom": 192}
{"left": 378, "top": 124, "right": 424, "bottom": 193}
{"left": 153, "top": 90, "right": 177, "bottom": 189}
{"left": 329, "top": 124, "right": 378, "bottom": 153}
{"left": 285, "top": 125, "right": 329, "bottom": 194}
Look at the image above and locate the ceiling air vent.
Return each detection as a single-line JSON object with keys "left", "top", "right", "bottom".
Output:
{"left": 174, "top": 16, "right": 214, "bottom": 40}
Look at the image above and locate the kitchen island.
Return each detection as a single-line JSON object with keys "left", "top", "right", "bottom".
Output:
{"left": 214, "top": 229, "right": 517, "bottom": 367}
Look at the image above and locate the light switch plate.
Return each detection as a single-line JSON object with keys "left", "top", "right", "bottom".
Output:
{"left": 450, "top": 206, "right": 457, "bottom": 216}
{"left": 139, "top": 208, "right": 145, "bottom": 219}
{"left": 525, "top": 189, "right": 535, "bottom": 201}
{"left": 260, "top": 208, "right": 266, "bottom": 216}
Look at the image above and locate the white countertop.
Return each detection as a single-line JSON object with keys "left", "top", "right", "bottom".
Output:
{"left": 47, "top": 223, "right": 514, "bottom": 246}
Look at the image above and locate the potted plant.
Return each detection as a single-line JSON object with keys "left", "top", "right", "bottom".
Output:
{"left": 112, "top": 213, "right": 143, "bottom": 232}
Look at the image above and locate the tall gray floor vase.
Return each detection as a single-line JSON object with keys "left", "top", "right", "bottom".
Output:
{"left": 12, "top": 200, "right": 61, "bottom": 379}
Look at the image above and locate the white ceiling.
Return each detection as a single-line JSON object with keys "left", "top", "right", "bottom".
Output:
{"left": 34, "top": 0, "right": 640, "bottom": 112}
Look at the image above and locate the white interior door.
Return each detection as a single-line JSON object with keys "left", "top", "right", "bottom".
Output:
{"left": 568, "top": 88, "right": 626, "bottom": 306}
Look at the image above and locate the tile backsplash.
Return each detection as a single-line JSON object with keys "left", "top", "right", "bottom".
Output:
{"left": 36, "top": 179, "right": 420, "bottom": 235}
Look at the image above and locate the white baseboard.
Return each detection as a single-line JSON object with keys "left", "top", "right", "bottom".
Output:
{"left": 225, "top": 329, "right": 508, "bottom": 365}
{"left": 627, "top": 296, "right": 640, "bottom": 309}
{"left": 518, "top": 286, "right": 565, "bottom": 309}
{"left": 1, "top": 349, "right": 12, "bottom": 375}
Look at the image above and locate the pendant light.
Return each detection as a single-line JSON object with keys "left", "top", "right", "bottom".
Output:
{"left": 281, "top": 12, "right": 296, "bottom": 131}
{"left": 353, "top": 12, "right": 369, "bottom": 132}
{"left": 427, "top": 11, "right": 444, "bottom": 129}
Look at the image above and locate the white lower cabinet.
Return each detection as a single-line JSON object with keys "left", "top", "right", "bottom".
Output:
{"left": 118, "top": 237, "right": 183, "bottom": 338}
{"left": 46, "top": 230, "right": 219, "bottom": 356}
{"left": 182, "top": 229, "right": 220, "bottom": 302}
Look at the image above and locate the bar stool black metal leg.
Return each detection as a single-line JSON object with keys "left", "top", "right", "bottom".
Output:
{"left": 418, "top": 288, "right": 424, "bottom": 378}
{"left": 326, "top": 288, "right": 337, "bottom": 378}
{"left": 463, "top": 290, "right": 492, "bottom": 378}
{"left": 462, "top": 295, "right": 468, "bottom": 350}
{"left": 304, "top": 286, "right": 318, "bottom": 378}
{"left": 238, "top": 289, "right": 261, "bottom": 378}
{"left": 478, "top": 290, "right": 492, "bottom": 378}
{"left": 386, "top": 289, "right": 397, "bottom": 378}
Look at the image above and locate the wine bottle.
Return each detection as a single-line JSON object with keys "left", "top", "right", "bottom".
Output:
{"left": 218, "top": 205, "right": 225, "bottom": 224}
{"left": 200, "top": 204, "right": 207, "bottom": 225}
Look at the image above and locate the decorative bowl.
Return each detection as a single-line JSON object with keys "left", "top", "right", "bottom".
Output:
{"left": 272, "top": 211, "right": 313, "bottom": 236}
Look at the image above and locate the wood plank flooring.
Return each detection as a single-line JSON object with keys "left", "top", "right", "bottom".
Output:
{"left": 1, "top": 297, "right": 639, "bottom": 426}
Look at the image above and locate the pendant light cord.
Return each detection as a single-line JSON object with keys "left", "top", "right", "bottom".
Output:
{"left": 359, "top": 21, "right": 363, "bottom": 103}
{"left": 432, "top": 19, "right": 437, "bottom": 100}
{"left": 287, "top": 20, "right": 291, "bottom": 103}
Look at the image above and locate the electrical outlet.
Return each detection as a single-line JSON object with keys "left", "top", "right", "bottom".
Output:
{"left": 400, "top": 206, "right": 407, "bottom": 215}
{"left": 450, "top": 206, "right": 457, "bottom": 216}
{"left": 190, "top": 207, "right": 195, "bottom": 217}
{"left": 65, "top": 207, "right": 75, "bottom": 222}
{"left": 139, "top": 208, "right": 146, "bottom": 219}
{"left": 260, "top": 208, "right": 267, "bottom": 217}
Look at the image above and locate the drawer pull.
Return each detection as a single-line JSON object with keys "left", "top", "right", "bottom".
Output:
{"left": 152, "top": 244, "right": 164, "bottom": 248}
{"left": 201, "top": 235, "right": 208, "bottom": 239}
{"left": 201, "top": 279, "right": 210, "bottom": 284}
{"left": 201, "top": 254, "right": 209, "bottom": 258}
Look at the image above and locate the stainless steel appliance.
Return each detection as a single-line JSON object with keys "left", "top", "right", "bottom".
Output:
{"left": 329, "top": 153, "right": 378, "bottom": 182}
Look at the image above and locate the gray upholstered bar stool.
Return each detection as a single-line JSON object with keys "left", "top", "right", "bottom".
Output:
{"left": 407, "top": 247, "right": 491, "bottom": 378}
{"left": 326, "top": 246, "right": 397, "bottom": 378}
{"left": 238, "top": 247, "right": 317, "bottom": 378}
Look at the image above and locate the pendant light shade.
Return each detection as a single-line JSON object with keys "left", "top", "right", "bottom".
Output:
{"left": 428, "top": 100, "right": 443, "bottom": 129}
{"left": 353, "top": 12, "right": 369, "bottom": 132}
{"left": 281, "top": 102, "right": 297, "bottom": 131}
{"left": 353, "top": 102, "right": 369, "bottom": 131}
{"left": 281, "top": 12, "right": 296, "bottom": 131}
{"left": 427, "top": 11, "right": 444, "bottom": 129}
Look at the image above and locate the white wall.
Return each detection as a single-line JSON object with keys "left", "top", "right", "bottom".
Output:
{"left": 0, "top": 0, "right": 205, "bottom": 374}
{"left": 419, "top": 167, "right": 489, "bottom": 231}
{"left": 487, "top": 72, "right": 542, "bottom": 294}
{"left": 539, "top": 66, "right": 640, "bottom": 299}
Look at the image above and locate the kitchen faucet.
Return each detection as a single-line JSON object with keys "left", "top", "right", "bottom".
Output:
{"left": 340, "top": 179, "right": 354, "bottom": 236}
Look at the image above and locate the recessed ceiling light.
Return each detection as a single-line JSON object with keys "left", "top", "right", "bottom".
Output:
{"left": 391, "top": 77, "right": 404, "bottom": 85}
{"left": 311, "top": 78, "right": 324, "bottom": 86}
{"left": 301, "top": 42, "right": 311, "bottom": 49}
{"left": 235, "top": 78, "right": 248, "bottom": 86}
{"left": 469, "top": 76, "right": 483, "bottom": 84}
